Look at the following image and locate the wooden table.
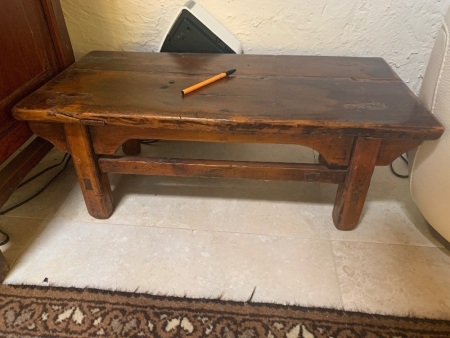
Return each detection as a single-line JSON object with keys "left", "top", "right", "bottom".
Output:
{"left": 13, "top": 51, "right": 444, "bottom": 230}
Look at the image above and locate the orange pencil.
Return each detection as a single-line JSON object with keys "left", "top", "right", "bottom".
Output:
{"left": 181, "top": 69, "right": 236, "bottom": 95}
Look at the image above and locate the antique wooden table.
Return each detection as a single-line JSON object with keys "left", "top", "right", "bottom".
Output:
{"left": 13, "top": 51, "right": 444, "bottom": 230}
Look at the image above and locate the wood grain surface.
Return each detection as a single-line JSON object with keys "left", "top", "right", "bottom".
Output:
{"left": 13, "top": 52, "right": 443, "bottom": 140}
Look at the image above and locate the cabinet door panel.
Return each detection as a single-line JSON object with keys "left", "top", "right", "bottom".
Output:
{"left": 0, "top": 0, "right": 61, "bottom": 163}
{"left": 0, "top": 0, "right": 74, "bottom": 280}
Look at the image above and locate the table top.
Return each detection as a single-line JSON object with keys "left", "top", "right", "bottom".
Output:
{"left": 13, "top": 51, "right": 443, "bottom": 140}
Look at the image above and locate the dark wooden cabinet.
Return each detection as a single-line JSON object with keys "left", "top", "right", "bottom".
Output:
{"left": 0, "top": 0, "right": 74, "bottom": 280}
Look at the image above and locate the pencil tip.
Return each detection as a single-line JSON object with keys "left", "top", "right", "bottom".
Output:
{"left": 226, "top": 69, "right": 236, "bottom": 76}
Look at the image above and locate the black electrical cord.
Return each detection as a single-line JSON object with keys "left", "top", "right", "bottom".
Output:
{"left": 0, "top": 229, "right": 9, "bottom": 246}
{"left": 18, "top": 153, "right": 70, "bottom": 189}
{"left": 390, "top": 154, "right": 409, "bottom": 179}
{"left": 140, "top": 139, "right": 159, "bottom": 145}
{"left": 0, "top": 154, "right": 71, "bottom": 216}
{"left": 0, "top": 154, "right": 72, "bottom": 245}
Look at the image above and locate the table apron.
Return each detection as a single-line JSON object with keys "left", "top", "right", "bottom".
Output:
{"left": 29, "top": 122, "right": 423, "bottom": 168}
{"left": 88, "top": 124, "right": 355, "bottom": 167}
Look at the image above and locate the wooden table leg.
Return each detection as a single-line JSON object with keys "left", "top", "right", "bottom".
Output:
{"left": 122, "top": 139, "right": 141, "bottom": 155}
{"left": 332, "top": 137, "right": 381, "bottom": 230}
{"left": 65, "top": 124, "right": 113, "bottom": 219}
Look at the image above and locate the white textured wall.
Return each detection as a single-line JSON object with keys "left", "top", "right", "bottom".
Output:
{"left": 61, "top": 0, "right": 450, "bottom": 93}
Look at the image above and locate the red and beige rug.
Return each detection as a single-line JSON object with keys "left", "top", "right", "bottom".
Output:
{"left": 0, "top": 284, "right": 449, "bottom": 337}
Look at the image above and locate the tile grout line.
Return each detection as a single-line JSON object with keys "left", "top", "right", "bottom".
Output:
{"left": 44, "top": 217, "right": 335, "bottom": 242}
{"left": 329, "top": 239, "right": 345, "bottom": 310}
{"left": 330, "top": 237, "right": 447, "bottom": 250}
{"left": 42, "top": 214, "right": 446, "bottom": 250}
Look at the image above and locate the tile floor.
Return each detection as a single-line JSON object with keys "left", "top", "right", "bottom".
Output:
{"left": 0, "top": 141, "right": 449, "bottom": 320}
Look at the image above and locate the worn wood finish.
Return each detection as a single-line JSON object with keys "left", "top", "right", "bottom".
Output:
{"left": 13, "top": 52, "right": 443, "bottom": 140}
{"left": 65, "top": 124, "right": 113, "bottom": 219}
{"left": 29, "top": 122, "right": 68, "bottom": 152}
{"left": 376, "top": 139, "right": 423, "bottom": 165}
{"left": 99, "top": 156, "right": 347, "bottom": 184}
{"left": 333, "top": 137, "right": 382, "bottom": 230}
{"left": 12, "top": 52, "right": 445, "bottom": 230}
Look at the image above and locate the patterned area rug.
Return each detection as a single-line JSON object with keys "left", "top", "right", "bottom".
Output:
{"left": 0, "top": 284, "right": 449, "bottom": 337}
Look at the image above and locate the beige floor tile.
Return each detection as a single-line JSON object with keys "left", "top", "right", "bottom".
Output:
{"left": 4, "top": 219, "right": 342, "bottom": 308}
{"left": 330, "top": 201, "right": 442, "bottom": 247}
{"left": 98, "top": 175, "right": 333, "bottom": 238}
{"left": 0, "top": 216, "right": 45, "bottom": 267}
{"left": 332, "top": 240, "right": 450, "bottom": 319}
{"left": 3, "top": 182, "right": 78, "bottom": 220}
{"left": 330, "top": 166, "right": 442, "bottom": 247}
{"left": 0, "top": 149, "right": 75, "bottom": 219}
{"left": 3, "top": 139, "right": 449, "bottom": 321}
{"left": 249, "top": 238, "right": 342, "bottom": 308}
{"left": 5, "top": 177, "right": 333, "bottom": 241}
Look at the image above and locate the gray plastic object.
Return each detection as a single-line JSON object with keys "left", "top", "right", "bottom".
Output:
{"left": 159, "top": 1, "right": 242, "bottom": 53}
